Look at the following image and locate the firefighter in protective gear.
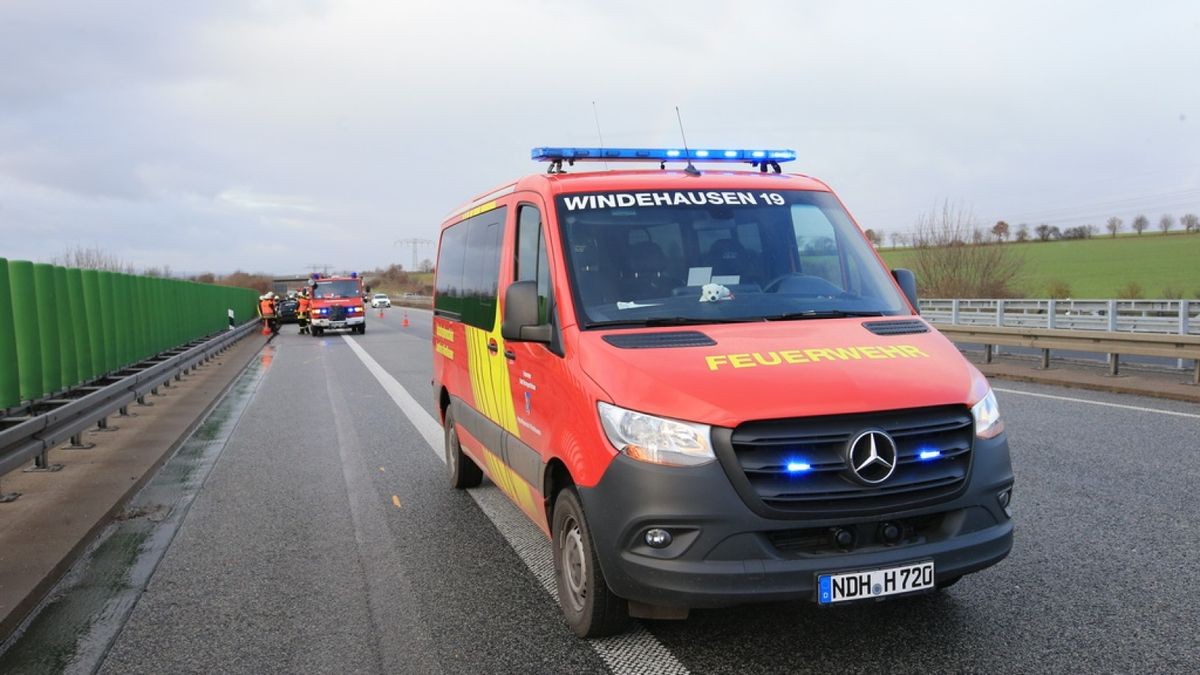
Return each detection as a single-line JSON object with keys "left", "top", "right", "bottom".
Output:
{"left": 258, "top": 293, "right": 279, "bottom": 335}
{"left": 296, "top": 288, "right": 311, "bottom": 334}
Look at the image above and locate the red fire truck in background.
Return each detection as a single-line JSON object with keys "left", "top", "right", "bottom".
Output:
{"left": 308, "top": 273, "right": 367, "bottom": 336}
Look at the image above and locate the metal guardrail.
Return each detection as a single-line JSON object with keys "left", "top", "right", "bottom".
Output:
{"left": 920, "top": 298, "right": 1197, "bottom": 335}
{"left": 936, "top": 324, "right": 1200, "bottom": 384}
{"left": 0, "top": 321, "right": 257, "bottom": 484}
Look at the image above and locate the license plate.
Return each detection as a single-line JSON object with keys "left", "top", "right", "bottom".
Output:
{"left": 331, "top": 321, "right": 345, "bottom": 328}
{"left": 818, "top": 560, "right": 934, "bottom": 604}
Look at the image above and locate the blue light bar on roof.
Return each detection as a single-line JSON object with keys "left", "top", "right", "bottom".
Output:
{"left": 531, "top": 147, "right": 796, "bottom": 163}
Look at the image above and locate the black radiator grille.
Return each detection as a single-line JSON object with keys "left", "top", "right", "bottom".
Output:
{"left": 725, "top": 406, "right": 973, "bottom": 517}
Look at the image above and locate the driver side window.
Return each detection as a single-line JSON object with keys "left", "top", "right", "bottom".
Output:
{"left": 516, "top": 204, "right": 552, "bottom": 325}
{"left": 791, "top": 205, "right": 843, "bottom": 289}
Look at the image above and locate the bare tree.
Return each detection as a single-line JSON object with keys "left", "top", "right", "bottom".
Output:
{"left": 1034, "top": 223, "right": 1053, "bottom": 241}
{"left": 889, "top": 231, "right": 904, "bottom": 248}
{"left": 1015, "top": 223, "right": 1030, "bottom": 242}
{"left": 55, "top": 244, "right": 131, "bottom": 271}
{"left": 419, "top": 258, "right": 435, "bottom": 273}
{"left": 1158, "top": 214, "right": 1174, "bottom": 234}
{"left": 1105, "top": 216, "right": 1122, "bottom": 238}
{"left": 1181, "top": 213, "right": 1199, "bottom": 233}
{"left": 1132, "top": 214, "right": 1149, "bottom": 235}
{"left": 991, "top": 220, "right": 1009, "bottom": 242}
{"left": 910, "top": 201, "right": 1026, "bottom": 298}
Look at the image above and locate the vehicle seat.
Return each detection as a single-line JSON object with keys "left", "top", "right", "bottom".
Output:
{"left": 573, "top": 242, "right": 620, "bottom": 308}
{"left": 704, "top": 238, "right": 762, "bottom": 285}
{"left": 622, "top": 241, "right": 676, "bottom": 298}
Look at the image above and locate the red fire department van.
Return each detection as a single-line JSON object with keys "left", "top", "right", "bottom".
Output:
{"left": 309, "top": 273, "right": 366, "bottom": 336}
{"left": 431, "top": 147, "right": 1013, "bottom": 637}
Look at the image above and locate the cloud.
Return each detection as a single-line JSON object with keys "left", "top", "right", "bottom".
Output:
{"left": 1, "top": 0, "right": 1198, "bottom": 274}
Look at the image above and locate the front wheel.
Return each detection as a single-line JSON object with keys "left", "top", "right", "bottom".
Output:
{"left": 444, "top": 408, "right": 482, "bottom": 488}
{"left": 552, "top": 488, "right": 629, "bottom": 638}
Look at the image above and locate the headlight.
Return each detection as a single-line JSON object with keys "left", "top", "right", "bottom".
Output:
{"left": 597, "top": 402, "right": 715, "bottom": 467}
{"left": 971, "top": 389, "right": 1004, "bottom": 439}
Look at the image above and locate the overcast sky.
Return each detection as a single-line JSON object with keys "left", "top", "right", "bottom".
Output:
{"left": 2, "top": 1, "right": 1198, "bottom": 276}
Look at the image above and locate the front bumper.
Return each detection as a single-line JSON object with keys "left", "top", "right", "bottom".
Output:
{"left": 578, "top": 434, "right": 1014, "bottom": 609}
{"left": 311, "top": 315, "right": 365, "bottom": 328}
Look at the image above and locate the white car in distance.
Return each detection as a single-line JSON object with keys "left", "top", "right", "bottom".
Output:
{"left": 370, "top": 293, "right": 391, "bottom": 308}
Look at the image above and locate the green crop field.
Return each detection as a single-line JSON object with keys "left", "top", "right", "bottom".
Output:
{"left": 879, "top": 232, "right": 1200, "bottom": 299}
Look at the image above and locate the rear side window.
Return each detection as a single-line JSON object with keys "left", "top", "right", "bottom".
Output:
{"left": 435, "top": 206, "right": 507, "bottom": 329}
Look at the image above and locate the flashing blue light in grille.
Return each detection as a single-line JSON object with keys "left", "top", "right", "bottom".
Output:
{"left": 531, "top": 147, "right": 796, "bottom": 163}
{"left": 919, "top": 450, "right": 942, "bottom": 460}
{"left": 786, "top": 462, "right": 812, "bottom": 473}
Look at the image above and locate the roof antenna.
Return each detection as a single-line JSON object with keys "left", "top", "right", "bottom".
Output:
{"left": 675, "top": 106, "right": 701, "bottom": 176}
{"left": 592, "top": 101, "right": 609, "bottom": 171}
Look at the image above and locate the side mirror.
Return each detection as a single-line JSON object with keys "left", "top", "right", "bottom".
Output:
{"left": 502, "top": 281, "right": 551, "bottom": 343}
{"left": 891, "top": 268, "right": 919, "bottom": 311}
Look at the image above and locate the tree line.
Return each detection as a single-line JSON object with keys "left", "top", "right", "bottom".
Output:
{"left": 865, "top": 212, "right": 1200, "bottom": 249}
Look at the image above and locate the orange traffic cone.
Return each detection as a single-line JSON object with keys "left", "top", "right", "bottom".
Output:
{"left": 378, "top": 306, "right": 385, "bottom": 318}
{"left": 402, "top": 311, "right": 409, "bottom": 328}
{"left": 261, "top": 321, "right": 270, "bottom": 336}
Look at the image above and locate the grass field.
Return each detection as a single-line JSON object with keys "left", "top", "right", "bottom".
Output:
{"left": 879, "top": 232, "right": 1200, "bottom": 298}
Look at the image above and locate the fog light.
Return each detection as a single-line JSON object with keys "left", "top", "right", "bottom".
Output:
{"left": 832, "top": 528, "right": 855, "bottom": 549}
{"left": 644, "top": 528, "right": 672, "bottom": 548}
{"left": 880, "top": 522, "right": 901, "bottom": 544}
{"left": 998, "top": 488, "right": 1013, "bottom": 518}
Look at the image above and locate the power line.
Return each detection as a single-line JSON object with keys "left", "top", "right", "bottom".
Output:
{"left": 393, "top": 238, "right": 432, "bottom": 270}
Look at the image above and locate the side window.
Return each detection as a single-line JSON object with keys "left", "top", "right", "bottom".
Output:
{"left": 515, "top": 204, "right": 551, "bottom": 325}
{"left": 434, "top": 221, "right": 468, "bottom": 318}
{"left": 436, "top": 206, "right": 507, "bottom": 329}
{"left": 791, "top": 204, "right": 842, "bottom": 289}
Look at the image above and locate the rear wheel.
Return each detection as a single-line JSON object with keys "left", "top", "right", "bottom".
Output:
{"left": 552, "top": 488, "right": 629, "bottom": 637}
{"left": 444, "top": 408, "right": 482, "bottom": 488}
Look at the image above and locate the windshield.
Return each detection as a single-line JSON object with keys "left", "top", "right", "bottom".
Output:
{"left": 556, "top": 189, "right": 908, "bottom": 327}
{"left": 313, "top": 280, "right": 361, "bottom": 299}
{"left": 373, "top": 293, "right": 388, "bottom": 298}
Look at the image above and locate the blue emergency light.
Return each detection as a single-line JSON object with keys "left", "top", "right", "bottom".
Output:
{"left": 532, "top": 147, "right": 796, "bottom": 163}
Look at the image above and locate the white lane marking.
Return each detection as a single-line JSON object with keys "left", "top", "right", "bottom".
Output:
{"left": 342, "top": 335, "right": 690, "bottom": 675}
{"left": 994, "top": 387, "right": 1200, "bottom": 420}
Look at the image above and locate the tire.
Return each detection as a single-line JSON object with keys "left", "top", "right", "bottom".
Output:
{"left": 552, "top": 488, "right": 629, "bottom": 638}
{"left": 357, "top": 324, "right": 366, "bottom": 335}
{"left": 444, "top": 408, "right": 482, "bottom": 489}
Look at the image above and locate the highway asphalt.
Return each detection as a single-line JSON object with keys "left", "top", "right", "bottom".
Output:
{"left": 67, "top": 308, "right": 1200, "bottom": 673}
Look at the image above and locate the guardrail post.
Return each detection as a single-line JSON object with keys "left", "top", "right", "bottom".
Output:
{"left": 1179, "top": 300, "right": 1190, "bottom": 369}
{"left": 1109, "top": 353, "right": 1120, "bottom": 377}
{"left": 67, "top": 432, "right": 95, "bottom": 450}
{"left": 1047, "top": 299, "right": 1057, "bottom": 330}
{"left": 951, "top": 299, "right": 960, "bottom": 325}
{"left": 994, "top": 300, "right": 1004, "bottom": 356}
{"left": 1107, "top": 299, "right": 1118, "bottom": 368}
{"left": 96, "top": 416, "right": 119, "bottom": 432}
{"left": 24, "top": 449, "right": 63, "bottom": 473}
{"left": 1040, "top": 349, "right": 1051, "bottom": 370}
{"left": 984, "top": 344, "right": 993, "bottom": 363}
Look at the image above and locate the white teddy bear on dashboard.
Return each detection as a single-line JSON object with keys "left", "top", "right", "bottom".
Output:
{"left": 699, "top": 283, "right": 733, "bottom": 302}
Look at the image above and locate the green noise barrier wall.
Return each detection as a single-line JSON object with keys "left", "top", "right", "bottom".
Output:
{"left": 2, "top": 262, "right": 259, "bottom": 406}
{"left": 0, "top": 259, "right": 19, "bottom": 408}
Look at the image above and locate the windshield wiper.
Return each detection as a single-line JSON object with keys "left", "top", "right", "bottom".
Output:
{"left": 587, "top": 316, "right": 761, "bottom": 329}
{"left": 763, "top": 310, "right": 885, "bottom": 321}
